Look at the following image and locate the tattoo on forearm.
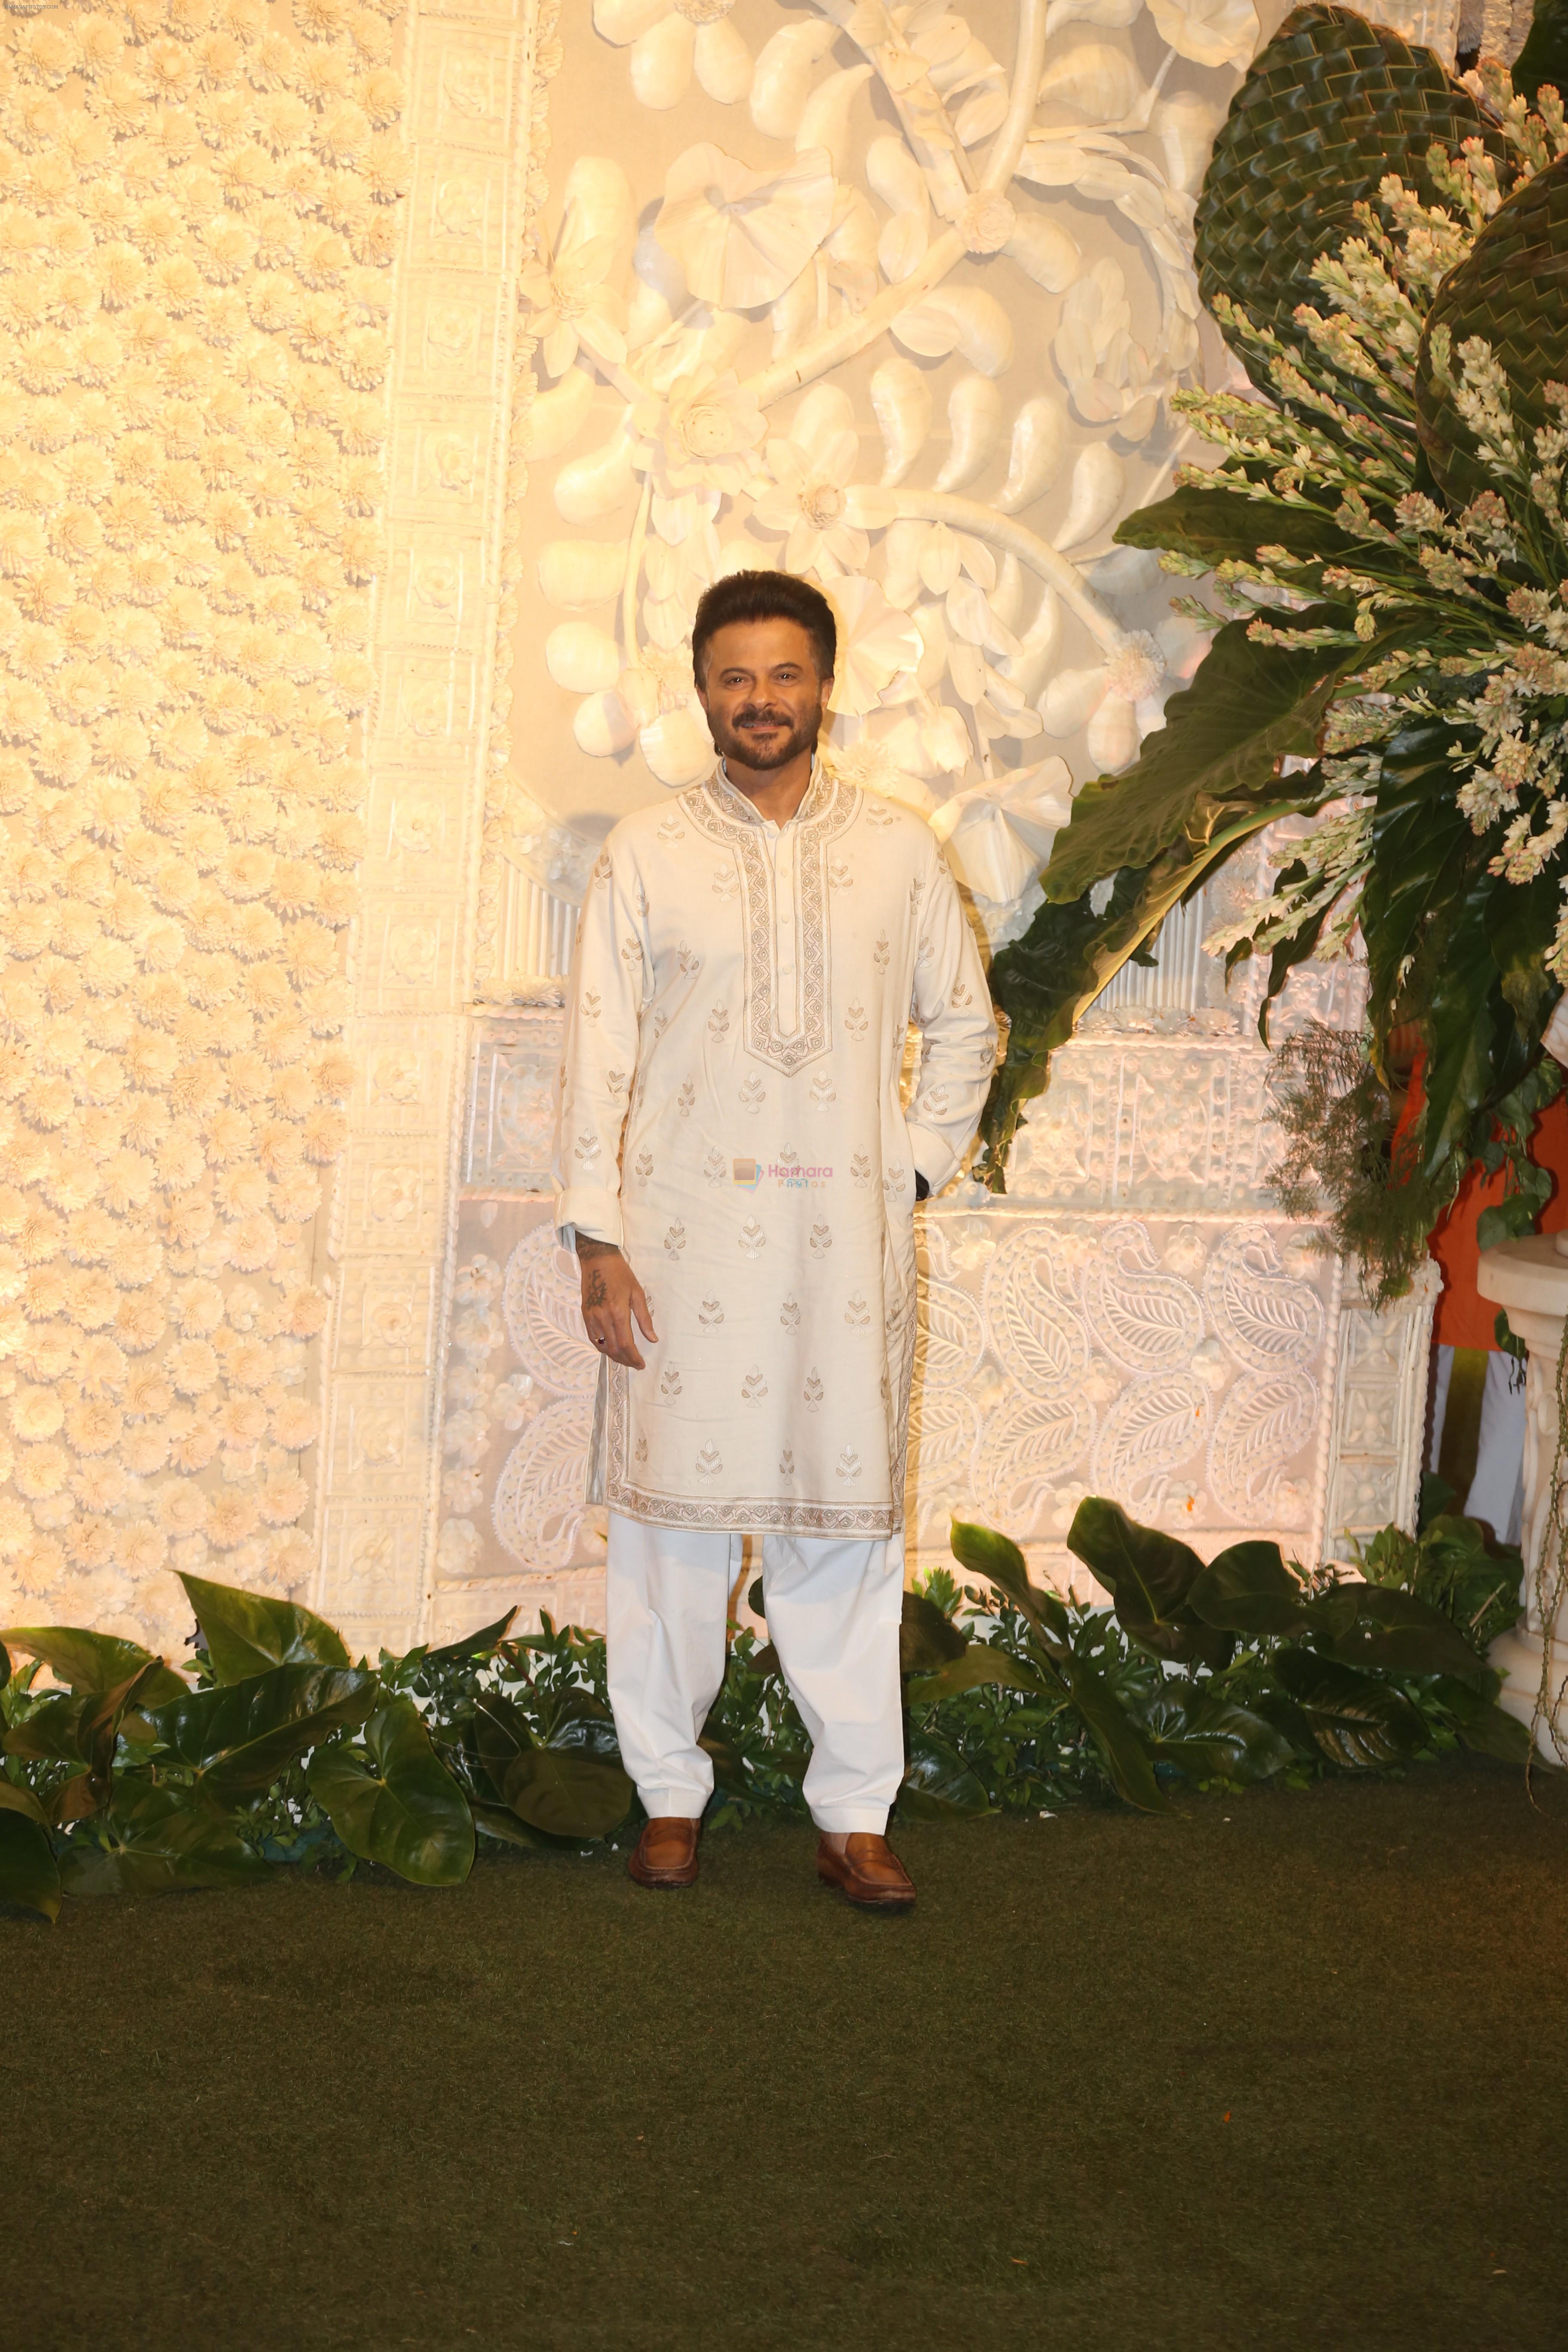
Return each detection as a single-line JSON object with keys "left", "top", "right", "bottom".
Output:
{"left": 583, "top": 1268, "right": 608, "bottom": 1309}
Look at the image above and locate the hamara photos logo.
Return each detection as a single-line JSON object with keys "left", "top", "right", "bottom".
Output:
{"left": 733, "top": 1158, "right": 833, "bottom": 1190}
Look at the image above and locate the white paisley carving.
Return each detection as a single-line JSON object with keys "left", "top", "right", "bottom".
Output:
{"left": 977, "top": 1389, "right": 1094, "bottom": 1528}
{"left": 913, "top": 1281, "right": 986, "bottom": 1394}
{"left": 1202, "top": 1228, "right": 1324, "bottom": 1369}
{"left": 1207, "top": 1368, "right": 1320, "bottom": 1521}
{"left": 502, "top": 1225, "right": 602, "bottom": 1399}
{"left": 493, "top": 1396, "right": 599, "bottom": 1570}
{"left": 908, "top": 1390, "right": 981, "bottom": 1527}
{"left": 1084, "top": 1220, "right": 1204, "bottom": 1373}
{"left": 983, "top": 1224, "right": 1090, "bottom": 1397}
{"left": 1091, "top": 1372, "right": 1210, "bottom": 1508}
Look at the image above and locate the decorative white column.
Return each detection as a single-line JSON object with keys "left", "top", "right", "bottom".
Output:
{"left": 1476, "top": 1237, "right": 1568, "bottom": 1757}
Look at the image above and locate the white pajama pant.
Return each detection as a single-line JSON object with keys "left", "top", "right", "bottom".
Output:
{"left": 605, "top": 1510, "right": 906, "bottom": 1834}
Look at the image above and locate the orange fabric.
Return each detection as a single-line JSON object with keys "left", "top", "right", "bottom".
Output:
{"left": 1428, "top": 1092, "right": 1568, "bottom": 1349}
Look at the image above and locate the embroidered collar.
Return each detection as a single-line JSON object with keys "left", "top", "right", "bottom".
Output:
{"left": 710, "top": 754, "right": 830, "bottom": 829}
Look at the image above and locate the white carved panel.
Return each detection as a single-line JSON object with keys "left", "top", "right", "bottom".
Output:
{"left": 316, "top": 0, "right": 554, "bottom": 1654}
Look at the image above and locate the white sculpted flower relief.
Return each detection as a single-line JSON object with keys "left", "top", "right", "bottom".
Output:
{"left": 510, "top": 1, "right": 1264, "bottom": 947}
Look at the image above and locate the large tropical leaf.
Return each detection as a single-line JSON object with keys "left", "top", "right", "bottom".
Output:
{"left": 1137, "top": 1690, "right": 1296, "bottom": 1785}
{"left": 58, "top": 1784, "right": 267, "bottom": 1898}
{"left": 1512, "top": 0, "right": 1568, "bottom": 103}
{"left": 905, "top": 1646, "right": 1051, "bottom": 1703}
{"left": 3, "top": 1693, "right": 89, "bottom": 1765}
{"left": 307, "top": 1699, "right": 475, "bottom": 1887}
{"left": 1040, "top": 614, "right": 1349, "bottom": 903}
{"left": 1066, "top": 1498, "right": 1204, "bottom": 1625}
{"left": 1417, "top": 859, "right": 1522, "bottom": 1180}
{"left": 1065, "top": 1651, "right": 1169, "bottom": 1812}
{"left": 898, "top": 1736, "right": 992, "bottom": 1819}
{"left": 949, "top": 1519, "right": 1072, "bottom": 1648}
{"left": 419, "top": 1610, "right": 518, "bottom": 1670}
{"left": 1189, "top": 1541, "right": 1312, "bottom": 1637}
{"left": 1359, "top": 717, "right": 1475, "bottom": 1057}
{"left": 0, "top": 1627, "right": 187, "bottom": 1708}
{"left": 471, "top": 1688, "right": 633, "bottom": 1839}
{"left": 177, "top": 1573, "right": 351, "bottom": 1685}
{"left": 1427, "top": 1675, "right": 1532, "bottom": 1764}
{"left": 977, "top": 619, "right": 1346, "bottom": 1177}
{"left": 1327, "top": 1584, "right": 1489, "bottom": 1684}
{"left": 0, "top": 1780, "right": 61, "bottom": 1922}
{"left": 1115, "top": 482, "right": 1361, "bottom": 574}
{"left": 899, "top": 1587, "right": 968, "bottom": 1674}
{"left": 1417, "top": 150, "right": 1568, "bottom": 501}
{"left": 148, "top": 1664, "right": 377, "bottom": 1795}
{"left": 1065, "top": 1499, "right": 1231, "bottom": 1669}
{"left": 1196, "top": 4, "right": 1500, "bottom": 352}
{"left": 977, "top": 860, "right": 1171, "bottom": 1176}
{"left": 502, "top": 1747, "right": 634, "bottom": 1841}
{"left": 1265, "top": 1649, "right": 1427, "bottom": 1768}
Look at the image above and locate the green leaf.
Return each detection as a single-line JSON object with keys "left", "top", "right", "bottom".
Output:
{"left": 1427, "top": 1676, "right": 1532, "bottom": 1765}
{"left": 502, "top": 1747, "right": 634, "bottom": 1841}
{"left": 950, "top": 1519, "right": 1071, "bottom": 1646}
{"left": 1490, "top": 870, "right": 1560, "bottom": 1039}
{"left": 899, "top": 1587, "right": 968, "bottom": 1674}
{"left": 1064, "top": 1499, "right": 1232, "bottom": 1666}
{"left": 1269, "top": 1649, "right": 1427, "bottom": 1768}
{"left": 1512, "top": 0, "right": 1568, "bottom": 103}
{"left": 75, "top": 1661, "right": 169, "bottom": 1816}
{"left": 1328, "top": 1583, "right": 1489, "bottom": 1683}
{"left": 1115, "top": 482, "right": 1361, "bottom": 572}
{"left": 1066, "top": 1652, "right": 1170, "bottom": 1813}
{"left": 148, "top": 1664, "right": 378, "bottom": 1796}
{"left": 421, "top": 1610, "right": 518, "bottom": 1669}
{"left": 975, "top": 617, "right": 1347, "bottom": 1177}
{"left": 898, "top": 1735, "right": 992, "bottom": 1819}
{"left": 3, "top": 1691, "right": 89, "bottom": 1765}
{"left": 472, "top": 1690, "right": 533, "bottom": 1800}
{"left": 1196, "top": 4, "right": 1500, "bottom": 353}
{"left": 1138, "top": 1691, "right": 1295, "bottom": 1786}
{"left": 177, "top": 1572, "right": 351, "bottom": 1685}
{"left": 0, "top": 1781, "right": 61, "bottom": 1922}
{"left": 58, "top": 1784, "right": 267, "bottom": 1898}
{"left": 1041, "top": 615, "right": 1348, "bottom": 904}
{"left": 906, "top": 1647, "right": 1051, "bottom": 1703}
{"left": 1417, "top": 150, "right": 1568, "bottom": 501}
{"left": 1359, "top": 719, "right": 1472, "bottom": 1057}
{"left": 1189, "top": 1541, "right": 1311, "bottom": 1636}
{"left": 1420, "top": 864, "right": 1522, "bottom": 1182}
{"left": 471, "top": 1801, "right": 583, "bottom": 1854}
{"left": 0, "top": 1626, "right": 187, "bottom": 1708}
{"left": 308, "top": 1701, "right": 474, "bottom": 1887}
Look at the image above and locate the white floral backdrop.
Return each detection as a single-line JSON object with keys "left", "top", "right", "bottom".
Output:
{"left": 0, "top": 0, "right": 1454, "bottom": 1659}
{"left": 0, "top": 0, "right": 404, "bottom": 1657}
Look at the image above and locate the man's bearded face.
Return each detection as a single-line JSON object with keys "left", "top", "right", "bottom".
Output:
{"left": 696, "top": 617, "right": 832, "bottom": 775}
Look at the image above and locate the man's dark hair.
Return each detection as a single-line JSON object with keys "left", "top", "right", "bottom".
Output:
{"left": 691, "top": 569, "right": 836, "bottom": 686}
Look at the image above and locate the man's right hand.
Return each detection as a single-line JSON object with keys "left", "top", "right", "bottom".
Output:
{"left": 576, "top": 1238, "right": 658, "bottom": 1369}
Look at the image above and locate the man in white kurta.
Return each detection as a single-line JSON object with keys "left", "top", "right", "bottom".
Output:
{"left": 553, "top": 579, "right": 995, "bottom": 1902}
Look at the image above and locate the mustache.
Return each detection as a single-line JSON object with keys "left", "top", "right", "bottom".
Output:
{"left": 732, "top": 707, "right": 795, "bottom": 727}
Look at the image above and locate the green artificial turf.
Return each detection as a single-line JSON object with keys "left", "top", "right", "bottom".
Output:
{"left": 3, "top": 1759, "right": 1566, "bottom": 2352}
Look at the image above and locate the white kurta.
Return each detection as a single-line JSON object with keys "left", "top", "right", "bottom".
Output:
{"left": 553, "top": 759, "right": 997, "bottom": 1537}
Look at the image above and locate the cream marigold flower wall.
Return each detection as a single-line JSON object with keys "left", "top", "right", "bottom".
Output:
{"left": 0, "top": 0, "right": 404, "bottom": 1652}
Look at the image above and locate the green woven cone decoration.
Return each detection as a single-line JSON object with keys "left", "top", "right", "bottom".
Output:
{"left": 1416, "top": 150, "right": 1568, "bottom": 501}
{"left": 1195, "top": 3, "right": 1500, "bottom": 350}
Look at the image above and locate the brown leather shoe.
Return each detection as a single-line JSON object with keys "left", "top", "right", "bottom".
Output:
{"left": 817, "top": 1833, "right": 916, "bottom": 1911}
{"left": 628, "top": 1816, "right": 700, "bottom": 1889}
